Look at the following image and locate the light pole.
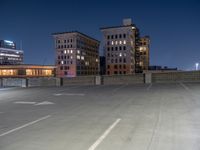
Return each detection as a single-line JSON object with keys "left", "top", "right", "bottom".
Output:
{"left": 195, "top": 63, "right": 199, "bottom": 71}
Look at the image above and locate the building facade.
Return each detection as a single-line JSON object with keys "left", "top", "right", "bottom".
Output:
{"left": 100, "top": 19, "right": 150, "bottom": 75}
{"left": 52, "top": 31, "right": 99, "bottom": 77}
{"left": 0, "top": 65, "right": 55, "bottom": 77}
{"left": 0, "top": 40, "right": 23, "bottom": 65}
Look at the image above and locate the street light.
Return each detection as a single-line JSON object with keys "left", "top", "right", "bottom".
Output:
{"left": 195, "top": 63, "right": 199, "bottom": 70}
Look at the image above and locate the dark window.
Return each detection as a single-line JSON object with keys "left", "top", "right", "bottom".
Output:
{"left": 123, "top": 58, "right": 126, "bottom": 63}
{"left": 114, "top": 71, "right": 118, "bottom": 74}
{"left": 107, "top": 65, "right": 110, "bottom": 69}
{"left": 58, "top": 45, "right": 60, "bottom": 49}
{"left": 123, "top": 34, "right": 126, "bottom": 38}
{"left": 119, "top": 65, "right": 122, "bottom": 69}
{"left": 64, "top": 56, "right": 66, "bottom": 59}
{"left": 115, "top": 47, "right": 118, "bottom": 51}
{"left": 58, "top": 40, "right": 60, "bottom": 43}
{"left": 111, "top": 47, "right": 114, "bottom": 51}
{"left": 119, "top": 71, "right": 122, "bottom": 74}
{"left": 64, "top": 71, "right": 68, "bottom": 75}
{"left": 107, "top": 47, "right": 110, "bottom": 51}
{"left": 115, "top": 35, "right": 118, "bottom": 39}
{"left": 61, "top": 45, "right": 63, "bottom": 48}
{"left": 107, "top": 53, "right": 110, "bottom": 57}
{"left": 115, "top": 59, "right": 118, "bottom": 63}
{"left": 71, "top": 39, "right": 73, "bottom": 42}
{"left": 119, "top": 46, "right": 122, "bottom": 50}
{"left": 119, "top": 34, "right": 122, "bottom": 38}
{"left": 60, "top": 66, "right": 63, "bottom": 70}
{"left": 107, "top": 41, "right": 110, "bottom": 45}
{"left": 111, "top": 35, "right": 114, "bottom": 39}
{"left": 64, "top": 45, "right": 66, "bottom": 48}
{"left": 64, "top": 61, "right": 66, "bottom": 64}
{"left": 114, "top": 65, "right": 118, "bottom": 69}
{"left": 61, "top": 56, "right": 63, "bottom": 59}
{"left": 111, "top": 59, "right": 113, "bottom": 63}
{"left": 123, "top": 46, "right": 126, "bottom": 50}
{"left": 58, "top": 56, "right": 60, "bottom": 59}
{"left": 124, "top": 71, "right": 126, "bottom": 74}
{"left": 107, "top": 35, "right": 110, "bottom": 39}
{"left": 107, "top": 71, "right": 110, "bottom": 75}
{"left": 64, "top": 40, "right": 66, "bottom": 43}
{"left": 123, "top": 65, "right": 126, "bottom": 69}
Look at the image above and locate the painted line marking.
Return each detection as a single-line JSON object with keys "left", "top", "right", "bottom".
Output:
{"left": 14, "top": 101, "right": 36, "bottom": 104}
{"left": 147, "top": 83, "right": 152, "bottom": 91}
{"left": 112, "top": 84, "right": 128, "bottom": 93}
{"left": 179, "top": 82, "right": 190, "bottom": 91}
{"left": 35, "top": 101, "right": 54, "bottom": 106}
{"left": 0, "top": 115, "right": 51, "bottom": 137}
{"left": 54, "top": 93, "right": 85, "bottom": 96}
{"left": 88, "top": 118, "right": 121, "bottom": 150}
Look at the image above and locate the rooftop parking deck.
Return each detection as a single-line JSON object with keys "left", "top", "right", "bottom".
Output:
{"left": 0, "top": 83, "right": 200, "bottom": 150}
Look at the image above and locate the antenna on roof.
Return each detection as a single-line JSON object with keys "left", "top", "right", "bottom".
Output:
{"left": 20, "top": 40, "right": 23, "bottom": 50}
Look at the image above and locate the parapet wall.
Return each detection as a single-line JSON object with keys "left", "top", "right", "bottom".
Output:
{"left": 0, "top": 71, "right": 200, "bottom": 87}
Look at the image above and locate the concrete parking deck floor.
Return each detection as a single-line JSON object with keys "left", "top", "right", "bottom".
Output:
{"left": 0, "top": 83, "right": 200, "bottom": 150}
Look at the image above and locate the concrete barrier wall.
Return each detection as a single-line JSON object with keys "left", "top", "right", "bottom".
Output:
{"left": 1, "top": 78, "right": 26, "bottom": 87}
{"left": 28, "top": 77, "right": 58, "bottom": 87}
{"left": 102, "top": 74, "right": 144, "bottom": 85}
{"left": 62, "top": 76, "right": 96, "bottom": 86}
{"left": 152, "top": 71, "right": 200, "bottom": 83}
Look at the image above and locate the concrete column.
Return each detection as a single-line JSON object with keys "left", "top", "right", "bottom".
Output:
{"left": 95, "top": 76, "right": 101, "bottom": 85}
{"left": 0, "top": 78, "right": 2, "bottom": 87}
{"left": 145, "top": 73, "right": 152, "bottom": 84}
{"left": 56, "top": 78, "right": 62, "bottom": 86}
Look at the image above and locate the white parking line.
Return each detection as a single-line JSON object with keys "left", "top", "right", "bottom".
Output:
{"left": 147, "top": 83, "right": 152, "bottom": 91}
{"left": 14, "top": 101, "right": 36, "bottom": 104}
{"left": 0, "top": 115, "right": 51, "bottom": 137}
{"left": 179, "top": 82, "right": 190, "bottom": 91}
{"left": 54, "top": 93, "right": 85, "bottom": 96}
{"left": 88, "top": 118, "right": 121, "bottom": 150}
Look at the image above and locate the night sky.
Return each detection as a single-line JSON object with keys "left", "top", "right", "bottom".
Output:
{"left": 0, "top": 0, "right": 200, "bottom": 70}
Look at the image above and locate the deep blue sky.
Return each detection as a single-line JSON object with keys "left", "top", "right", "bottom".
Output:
{"left": 0, "top": 0, "right": 200, "bottom": 70}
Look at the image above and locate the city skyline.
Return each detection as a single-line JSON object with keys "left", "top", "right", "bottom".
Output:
{"left": 0, "top": 0, "right": 200, "bottom": 70}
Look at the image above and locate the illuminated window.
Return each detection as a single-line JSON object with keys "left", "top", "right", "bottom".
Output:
{"left": 96, "top": 58, "right": 98, "bottom": 62}
{"left": 67, "top": 50, "right": 70, "bottom": 53}
{"left": 111, "top": 41, "right": 114, "bottom": 45}
{"left": 115, "top": 41, "right": 118, "bottom": 45}
{"left": 81, "top": 56, "right": 84, "bottom": 60}
{"left": 64, "top": 50, "right": 67, "bottom": 54}
{"left": 123, "top": 40, "right": 126, "bottom": 44}
{"left": 61, "top": 61, "right": 64, "bottom": 64}
{"left": 119, "top": 41, "right": 122, "bottom": 44}
{"left": 70, "top": 56, "right": 73, "bottom": 59}
{"left": 77, "top": 50, "right": 80, "bottom": 54}
{"left": 77, "top": 55, "right": 80, "bottom": 59}
{"left": 70, "top": 50, "right": 73, "bottom": 54}
{"left": 119, "top": 53, "right": 122, "bottom": 57}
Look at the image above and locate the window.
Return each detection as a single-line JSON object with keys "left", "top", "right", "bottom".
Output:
{"left": 123, "top": 58, "right": 126, "bottom": 63}
{"left": 58, "top": 40, "right": 60, "bottom": 43}
{"left": 107, "top": 65, "right": 110, "bottom": 69}
{"left": 119, "top": 34, "right": 122, "bottom": 38}
{"left": 60, "top": 66, "right": 63, "bottom": 70}
{"left": 124, "top": 71, "right": 126, "bottom": 74}
{"left": 107, "top": 71, "right": 110, "bottom": 75}
{"left": 111, "top": 59, "right": 113, "bottom": 63}
{"left": 119, "top": 46, "right": 122, "bottom": 50}
{"left": 64, "top": 71, "right": 68, "bottom": 75}
{"left": 107, "top": 41, "right": 110, "bottom": 45}
{"left": 115, "top": 47, "right": 118, "bottom": 51}
{"left": 58, "top": 56, "right": 60, "bottom": 59}
{"left": 119, "top": 65, "right": 122, "bottom": 69}
{"left": 123, "top": 40, "right": 126, "bottom": 44}
{"left": 111, "top": 47, "right": 114, "bottom": 51}
{"left": 114, "top": 71, "right": 118, "bottom": 74}
{"left": 107, "top": 47, "right": 110, "bottom": 51}
{"left": 107, "top": 35, "right": 110, "bottom": 39}
{"left": 123, "top": 34, "right": 126, "bottom": 38}
{"left": 115, "top": 59, "right": 118, "bottom": 63}
{"left": 64, "top": 40, "right": 66, "bottom": 43}
{"left": 115, "top": 35, "right": 118, "bottom": 39}
{"left": 111, "top": 35, "right": 114, "bottom": 39}
{"left": 107, "top": 53, "right": 110, "bottom": 57}
{"left": 123, "top": 65, "right": 126, "bottom": 69}
{"left": 111, "top": 41, "right": 114, "bottom": 45}
{"left": 114, "top": 65, "right": 118, "bottom": 69}
{"left": 123, "top": 46, "right": 126, "bottom": 50}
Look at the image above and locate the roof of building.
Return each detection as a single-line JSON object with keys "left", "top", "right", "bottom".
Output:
{"left": 0, "top": 64, "right": 56, "bottom": 69}
{"left": 0, "top": 47, "right": 23, "bottom": 53}
{"left": 52, "top": 31, "right": 100, "bottom": 43}
{"left": 100, "top": 24, "right": 137, "bottom": 30}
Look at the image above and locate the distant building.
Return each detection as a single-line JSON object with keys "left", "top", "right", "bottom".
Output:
{"left": 149, "top": 65, "right": 178, "bottom": 71}
{"left": 0, "top": 40, "right": 16, "bottom": 49}
{"left": 52, "top": 31, "right": 100, "bottom": 77}
{"left": 0, "top": 65, "right": 56, "bottom": 77}
{"left": 100, "top": 18, "right": 150, "bottom": 75}
{"left": 100, "top": 56, "right": 106, "bottom": 75}
{"left": 0, "top": 40, "right": 23, "bottom": 65}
